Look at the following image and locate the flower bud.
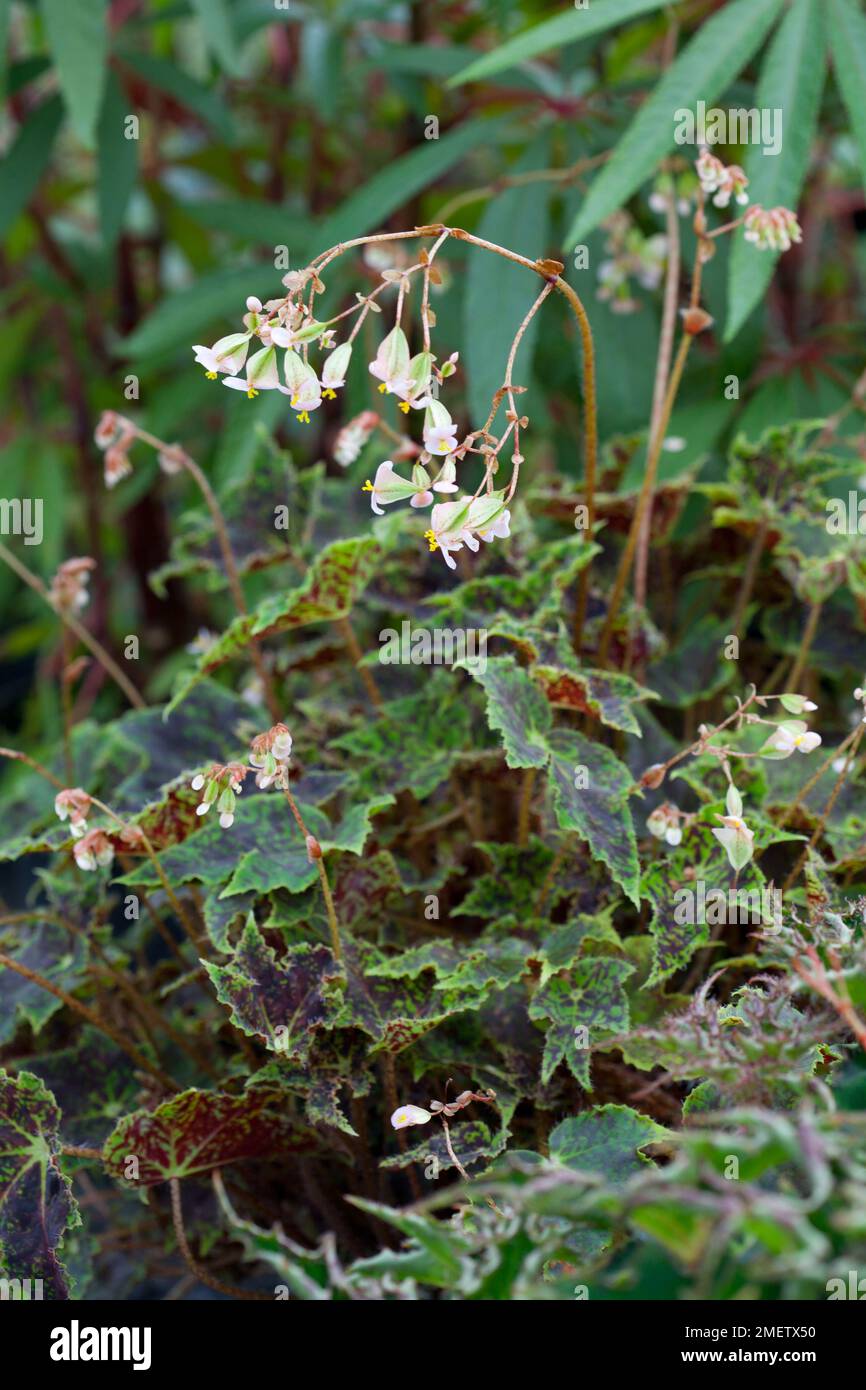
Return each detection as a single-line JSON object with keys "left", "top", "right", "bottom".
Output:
{"left": 305, "top": 835, "right": 322, "bottom": 861}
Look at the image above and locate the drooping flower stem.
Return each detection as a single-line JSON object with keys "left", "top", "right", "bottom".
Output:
{"left": 0, "top": 540, "right": 146, "bottom": 709}
{"left": 282, "top": 785, "right": 343, "bottom": 961}
{"left": 111, "top": 416, "right": 281, "bottom": 724}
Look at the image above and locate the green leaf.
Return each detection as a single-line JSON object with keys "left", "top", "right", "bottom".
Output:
{"left": 529, "top": 956, "right": 634, "bottom": 1086}
{"left": 550, "top": 1103, "right": 668, "bottom": 1183}
{"left": 0, "top": 97, "right": 63, "bottom": 240}
{"left": 96, "top": 71, "right": 138, "bottom": 247}
{"left": 102, "top": 1087, "right": 321, "bottom": 1186}
{"left": 30, "top": 1028, "right": 137, "bottom": 1149}
{"left": 189, "top": 0, "right": 239, "bottom": 75}
{"left": 534, "top": 662, "right": 655, "bottom": 736}
{"left": 39, "top": 0, "right": 107, "bottom": 147}
{"left": 827, "top": 0, "right": 866, "bottom": 194}
{"left": 206, "top": 921, "right": 341, "bottom": 1058}
{"left": 458, "top": 655, "right": 551, "bottom": 768}
{"left": 120, "top": 51, "right": 235, "bottom": 143}
{"left": 449, "top": 0, "right": 670, "bottom": 86}
{"left": 567, "top": 0, "right": 786, "bottom": 245}
{"left": 546, "top": 729, "right": 640, "bottom": 907}
{"left": 0, "top": 1071, "right": 79, "bottom": 1297}
{"left": 463, "top": 136, "right": 552, "bottom": 425}
{"left": 725, "top": 0, "right": 825, "bottom": 341}
{"left": 315, "top": 115, "right": 512, "bottom": 249}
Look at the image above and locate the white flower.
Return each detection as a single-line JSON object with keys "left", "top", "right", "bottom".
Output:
{"left": 222, "top": 344, "right": 280, "bottom": 398}
{"left": 362, "top": 460, "right": 420, "bottom": 515}
{"left": 646, "top": 803, "right": 682, "bottom": 847}
{"left": 334, "top": 410, "right": 378, "bottom": 468}
{"left": 73, "top": 829, "right": 114, "bottom": 872}
{"left": 369, "top": 326, "right": 412, "bottom": 398}
{"left": 423, "top": 497, "right": 475, "bottom": 569}
{"left": 426, "top": 426, "right": 459, "bottom": 455}
{"left": 321, "top": 343, "right": 352, "bottom": 395}
{"left": 763, "top": 721, "right": 822, "bottom": 758}
{"left": 280, "top": 349, "right": 322, "bottom": 422}
{"left": 193, "top": 332, "right": 251, "bottom": 379}
{"left": 431, "top": 457, "right": 459, "bottom": 494}
{"left": 712, "top": 815, "right": 755, "bottom": 872}
{"left": 390, "top": 1104, "right": 433, "bottom": 1130}
{"left": 55, "top": 788, "right": 91, "bottom": 838}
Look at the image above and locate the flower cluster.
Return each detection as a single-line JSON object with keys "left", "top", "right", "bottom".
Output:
{"left": 646, "top": 801, "right": 684, "bottom": 847}
{"left": 49, "top": 558, "right": 96, "bottom": 613}
{"left": 249, "top": 723, "right": 293, "bottom": 790}
{"left": 191, "top": 293, "right": 350, "bottom": 423}
{"left": 95, "top": 412, "right": 184, "bottom": 487}
{"left": 54, "top": 788, "right": 91, "bottom": 838}
{"left": 189, "top": 724, "right": 294, "bottom": 832}
{"left": 596, "top": 210, "right": 668, "bottom": 313}
{"left": 190, "top": 762, "right": 247, "bottom": 829}
{"left": 696, "top": 147, "right": 749, "bottom": 208}
{"left": 333, "top": 410, "right": 380, "bottom": 468}
{"left": 743, "top": 205, "right": 803, "bottom": 253}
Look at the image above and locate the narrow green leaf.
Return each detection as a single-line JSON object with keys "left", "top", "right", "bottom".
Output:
{"left": 39, "top": 0, "right": 108, "bottom": 147}
{"left": 725, "top": 0, "right": 825, "bottom": 341}
{"left": 450, "top": 0, "right": 670, "bottom": 86}
{"left": 190, "top": 0, "right": 239, "bottom": 74}
{"left": 97, "top": 71, "right": 138, "bottom": 247}
{"left": 827, "top": 0, "right": 866, "bottom": 194}
{"left": 121, "top": 51, "right": 235, "bottom": 143}
{"left": 315, "top": 115, "right": 512, "bottom": 250}
{"left": 0, "top": 97, "right": 62, "bottom": 240}
{"left": 463, "top": 136, "right": 552, "bottom": 426}
{"left": 567, "top": 0, "right": 786, "bottom": 246}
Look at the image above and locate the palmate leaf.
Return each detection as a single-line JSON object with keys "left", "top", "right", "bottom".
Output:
{"left": 546, "top": 729, "right": 641, "bottom": 908}
{"left": 380, "top": 1120, "right": 504, "bottom": 1173}
{"left": 449, "top": 0, "right": 671, "bottom": 86}
{"left": 102, "top": 1087, "right": 322, "bottom": 1187}
{"left": 334, "top": 668, "right": 474, "bottom": 801}
{"left": 567, "top": 0, "right": 786, "bottom": 245}
{"left": 331, "top": 941, "right": 471, "bottom": 1056}
{"left": 725, "top": 0, "right": 826, "bottom": 341}
{"left": 165, "top": 535, "right": 380, "bottom": 714}
{"left": 0, "top": 1071, "right": 79, "bottom": 1299}
{"left": 550, "top": 1104, "right": 669, "bottom": 1184}
{"left": 458, "top": 655, "right": 551, "bottom": 769}
{"left": 205, "top": 919, "right": 341, "bottom": 1058}
{"left": 529, "top": 956, "right": 635, "bottom": 1087}
{"left": 535, "top": 662, "right": 655, "bottom": 736}
{"left": 452, "top": 838, "right": 554, "bottom": 920}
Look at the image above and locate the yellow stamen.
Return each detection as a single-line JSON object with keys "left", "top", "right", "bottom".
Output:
{"left": 377, "top": 382, "right": 388, "bottom": 394}
{"left": 247, "top": 387, "right": 259, "bottom": 398}
{"left": 398, "top": 401, "right": 411, "bottom": 414}
{"left": 296, "top": 410, "right": 310, "bottom": 424}
{"left": 362, "top": 480, "right": 374, "bottom": 493}
{"left": 322, "top": 388, "right": 337, "bottom": 400}
{"left": 206, "top": 371, "right": 218, "bottom": 380}
{"left": 423, "top": 529, "right": 438, "bottom": 553}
